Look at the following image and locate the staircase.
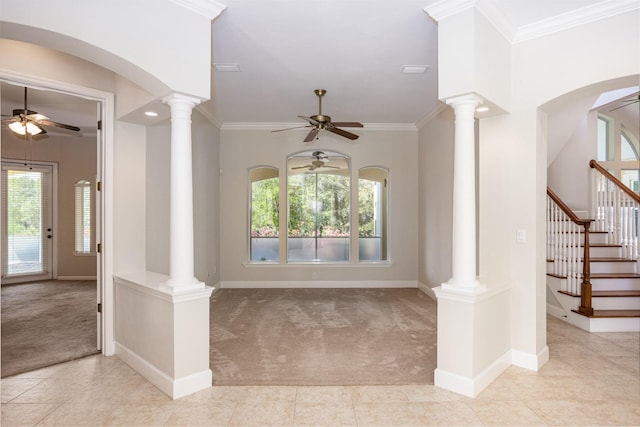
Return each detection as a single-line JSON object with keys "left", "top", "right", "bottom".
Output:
{"left": 546, "top": 161, "right": 640, "bottom": 332}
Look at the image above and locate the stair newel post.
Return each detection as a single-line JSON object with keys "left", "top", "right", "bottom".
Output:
{"left": 579, "top": 220, "right": 594, "bottom": 316}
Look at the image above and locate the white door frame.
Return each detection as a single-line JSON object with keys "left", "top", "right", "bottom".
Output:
{"left": 1, "top": 160, "right": 57, "bottom": 284}
{"left": 1, "top": 70, "right": 116, "bottom": 356}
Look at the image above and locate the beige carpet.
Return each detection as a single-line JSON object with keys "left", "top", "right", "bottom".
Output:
{"left": 1, "top": 280, "right": 99, "bottom": 378}
{"left": 211, "top": 288, "right": 437, "bottom": 386}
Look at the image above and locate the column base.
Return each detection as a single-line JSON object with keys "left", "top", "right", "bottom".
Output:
{"left": 161, "top": 277, "right": 205, "bottom": 293}
{"left": 114, "top": 271, "right": 214, "bottom": 399}
{"left": 433, "top": 283, "right": 511, "bottom": 397}
{"left": 441, "top": 278, "right": 487, "bottom": 294}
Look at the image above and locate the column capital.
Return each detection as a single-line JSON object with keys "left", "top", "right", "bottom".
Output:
{"left": 445, "top": 93, "right": 483, "bottom": 108}
{"left": 162, "top": 93, "right": 204, "bottom": 108}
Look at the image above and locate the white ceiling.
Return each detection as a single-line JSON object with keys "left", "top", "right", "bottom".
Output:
{"left": 0, "top": 0, "right": 631, "bottom": 130}
{"left": 204, "top": 0, "right": 608, "bottom": 126}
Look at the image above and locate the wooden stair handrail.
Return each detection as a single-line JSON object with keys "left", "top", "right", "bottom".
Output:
{"left": 590, "top": 159, "right": 640, "bottom": 204}
{"left": 547, "top": 186, "right": 594, "bottom": 316}
{"left": 546, "top": 187, "right": 593, "bottom": 227}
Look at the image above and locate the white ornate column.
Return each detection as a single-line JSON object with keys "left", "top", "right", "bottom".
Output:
{"left": 443, "top": 94, "right": 485, "bottom": 293}
{"left": 163, "top": 93, "right": 203, "bottom": 290}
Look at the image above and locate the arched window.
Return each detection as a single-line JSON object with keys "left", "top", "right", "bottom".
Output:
{"left": 249, "top": 166, "right": 279, "bottom": 262}
{"left": 287, "top": 151, "right": 350, "bottom": 262}
{"left": 74, "top": 180, "right": 91, "bottom": 253}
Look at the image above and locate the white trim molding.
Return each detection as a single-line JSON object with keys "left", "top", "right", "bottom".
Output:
{"left": 115, "top": 343, "right": 212, "bottom": 400}
{"left": 220, "top": 122, "right": 417, "bottom": 132}
{"left": 434, "top": 350, "right": 511, "bottom": 398}
{"left": 425, "top": 0, "right": 640, "bottom": 44}
{"left": 221, "top": 280, "right": 417, "bottom": 289}
{"left": 424, "top": 0, "right": 475, "bottom": 22}
{"left": 512, "top": 346, "right": 550, "bottom": 371}
{"left": 168, "top": 0, "right": 226, "bottom": 20}
{"left": 512, "top": 0, "right": 640, "bottom": 43}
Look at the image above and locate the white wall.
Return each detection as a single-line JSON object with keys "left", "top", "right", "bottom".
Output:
{"left": 145, "top": 111, "right": 220, "bottom": 287}
{"left": 547, "top": 112, "right": 594, "bottom": 212}
{"left": 418, "top": 107, "right": 454, "bottom": 288}
{"left": 0, "top": 0, "right": 216, "bottom": 99}
{"left": 481, "top": 11, "right": 639, "bottom": 360}
{"left": 219, "top": 128, "right": 419, "bottom": 286}
{"left": 113, "top": 122, "right": 147, "bottom": 273}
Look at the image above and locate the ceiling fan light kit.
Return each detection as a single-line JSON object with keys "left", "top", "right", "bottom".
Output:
{"left": 8, "top": 120, "right": 44, "bottom": 136}
{"left": 273, "top": 89, "right": 363, "bottom": 143}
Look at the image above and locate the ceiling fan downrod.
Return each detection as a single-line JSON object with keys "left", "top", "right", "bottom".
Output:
{"left": 312, "top": 89, "right": 330, "bottom": 126}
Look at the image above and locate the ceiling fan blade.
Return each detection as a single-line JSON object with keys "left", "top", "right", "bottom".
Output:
{"left": 303, "top": 128, "right": 320, "bottom": 142}
{"left": 271, "top": 125, "right": 312, "bottom": 133}
{"left": 331, "top": 122, "right": 363, "bottom": 128}
{"left": 292, "top": 164, "right": 313, "bottom": 170}
{"left": 37, "top": 119, "right": 81, "bottom": 132}
{"left": 328, "top": 127, "right": 359, "bottom": 140}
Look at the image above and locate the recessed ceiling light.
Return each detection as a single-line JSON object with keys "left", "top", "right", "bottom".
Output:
{"left": 215, "top": 63, "right": 241, "bottom": 72}
{"left": 402, "top": 65, "right": 429, "bottom": 74}
{"left": 476, "top": 107, "right": 489, "bottom": 112}
{"left": 144, "top": 111, "right": 159, "bottom": 117}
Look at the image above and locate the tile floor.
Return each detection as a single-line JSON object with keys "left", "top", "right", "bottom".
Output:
{"left": 2, "top": 316, "right": 639, "bottom": 426}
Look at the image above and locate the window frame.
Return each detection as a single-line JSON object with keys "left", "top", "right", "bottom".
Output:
{"left": 248, "top": 166, "right": 280, "bottom": 263}
{"left": 286, "top": 150, "right": 351, "bottom": 263}
{"left": 358, "top": 166, "right": 389, "bottom": 263}
{"left": 74, "top": 179, "right": 92, "bottom": 255}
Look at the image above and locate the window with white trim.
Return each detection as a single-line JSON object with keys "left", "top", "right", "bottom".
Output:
{"left": 74, "top": 180, "right": 91, "bottom": 253}
{"left": 598, "top": 115, "right": 639, "bottom": 191}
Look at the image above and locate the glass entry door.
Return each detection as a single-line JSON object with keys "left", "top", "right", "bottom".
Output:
{"left": 1, "top": 161, "right": 54, "bottom": 283}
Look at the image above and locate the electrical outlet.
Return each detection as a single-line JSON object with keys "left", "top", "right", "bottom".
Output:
{"left": 516, "top": 229, "right": 526, "bottom": 243}
{"left": 312, "top": 272, "right": 317, "bottom": 280}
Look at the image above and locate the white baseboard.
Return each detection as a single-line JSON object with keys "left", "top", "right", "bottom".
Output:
{"left": 546, "top": 303, "right": 568, "bottom": 320}
{"left": 434, "top": 350, "right": 511, "bottom": 398}
{"left": 417, "top": 282, "right": 437, "bottom": 299}
{"left": 57, "top": 276, "right": 97, "bottom": 280}
{"left": 511, "top": 346, "right": 549, "bottom": 371}
{"left": 115, "top": 342, "right": 211, "bottom": 400}
{"left": 220, "top": 280, "right": 418, "bottom": 289}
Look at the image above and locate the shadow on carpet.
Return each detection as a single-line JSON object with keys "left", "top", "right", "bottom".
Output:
{"left": 1, "top": 280, "right": 99, "bottom": 378}
{"left": 211, "top": 288, "right": 437, "bottom": 386}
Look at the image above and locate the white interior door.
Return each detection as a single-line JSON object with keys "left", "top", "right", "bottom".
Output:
{"left": 1, "top": 161, "right": 55, "bottom": 284}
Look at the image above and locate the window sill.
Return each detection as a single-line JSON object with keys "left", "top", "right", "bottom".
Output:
{"left": 73, "top": 251, "right": 97, "bottom": 257}
{"left": 243, "top": 261, "right": 392, "bottom": 268}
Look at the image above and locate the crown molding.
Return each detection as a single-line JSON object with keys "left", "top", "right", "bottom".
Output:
{"left": 474, "top": 0, "right": 517, "bottom": 42}
{"left": 425, "top": 0, "right": 639, "bottom": 44}
{"left": 363, "top": 123, "right": 417, "bottom": 131}
{"left": 168, "top": 0, "right": 226, "bottom": 20}
{"left": 194, "top": 105, "right": 222, "bottom": 129}
{"left": 424, "top": 0, "right": 475, "bottom": 22}
{"left": 219, "top": 122, "right": 417, "bottom": 132}
{"left": 416, "top": 102, "right": 448, "bottom": 129}
{"left": 220, "top": 122, "right": 298, "bottom": 131}
{"left": 512, "top": 0, "right": 640, "bottom": 44}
